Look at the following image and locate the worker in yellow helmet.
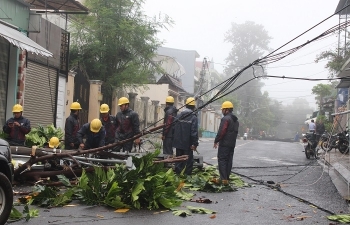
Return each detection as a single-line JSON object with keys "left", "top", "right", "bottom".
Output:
{"left": 162, "top": 96, "right": 177, "bottom": 157}
{"left": 64, "top": 102, "right": 82, "bottom": 150}
{"left": 114, "top": 97, "right": 140, "bottom": 152}
{"left": 3, "top": 104, "right": 31, "bottom": 146}
{"left": 213, "top": 101, "right": 239, "bottom": 185}
{"left": 77, "top": 118, "right": 106, "bottom": 150}
{"left": 173, "top": 97, "right": 198, "bottom": 175}
{"left": 100, "top": 103, "right": 116, "bottom": 145}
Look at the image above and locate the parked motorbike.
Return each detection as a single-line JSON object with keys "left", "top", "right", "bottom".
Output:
{"left": 303, "top": 132, "right": 318, "bottom": 159}
{"left": 336, "top": 130, "right": 349, "bottom": 154}
{"left": 319, "top": 131, "right": 337, "bottom": 152}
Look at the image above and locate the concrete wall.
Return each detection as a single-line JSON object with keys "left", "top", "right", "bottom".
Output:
{"left": 131, "top": 84, "right": 169, "bottom": 106}
{"left": 65, "top": 71, "right": 75, "bottom": 118}
{"left": 88, "top": 80, "right": 103, "bottom": 122}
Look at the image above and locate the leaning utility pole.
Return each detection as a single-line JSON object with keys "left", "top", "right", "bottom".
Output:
{"left": 196, "top": 57, "right": 209, "bottom": 107}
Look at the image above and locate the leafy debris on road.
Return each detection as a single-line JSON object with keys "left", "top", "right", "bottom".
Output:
{"left": 11, "top": 150, "right": 252, "bottom": 222}
{"left": 172, "top": 209, "right": 191, "bottom": 217}
{"left": 328, "top": 214, "right": 350, "bottom": 223}
{"left": 186, "top": 206, "right": 216, "bottom": 214}
{"left": 184, "top": 166, "right": 249, "bottom": 192}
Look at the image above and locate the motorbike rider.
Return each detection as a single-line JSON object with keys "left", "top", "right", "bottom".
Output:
{"left": 308, "top": 119, "right": 316, "bottom": 132}
{"left": 65, "top": 102, "right": 82, "bottom": 150}
{"left": 114, "top": 97, "right": 140, "bottom": 152}
{"left": 3, "top": 104, "right": 31, "bottom": 146}
{"left": 100, "top": 103, "right": 116, "bottom": 145}
{"left": 162, "top": 96, "right": 177, "bottom": 157}
{"left": 77, "top": 118, "right": 106, "bottom": 149}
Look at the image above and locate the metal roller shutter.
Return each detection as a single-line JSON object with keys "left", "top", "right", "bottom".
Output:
{"left": 24, "top": 61, "right": 57, "bottom": 128}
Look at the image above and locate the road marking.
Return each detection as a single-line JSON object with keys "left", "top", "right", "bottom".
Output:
{"left": 236, "top": 141, "right": 253, "bottom": 147}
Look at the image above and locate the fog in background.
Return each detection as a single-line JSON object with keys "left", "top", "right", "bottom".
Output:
{"left": 143, "top": 0, "right": 343, "bottom": 138}
{"left": 144, "top": 0, "right": 340, "bottom": 110}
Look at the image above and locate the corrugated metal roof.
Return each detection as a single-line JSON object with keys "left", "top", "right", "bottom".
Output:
{"left": 335, "top": 0, "right": 350, "bottom": 15}
{"left": 157, "top": 74, "right": 187, "bottom": 93}
{"left": 24, "top": 0, "right": 88, "bottom": 12}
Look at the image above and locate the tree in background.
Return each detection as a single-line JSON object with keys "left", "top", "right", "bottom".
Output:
{"left": 315, "top": 44, "right": 349, "bottom": 79}
{"left": 224, "top": 21, "right": 283, "bottom": 135}
{"left": 69, "top": 0, "right": 173, "bottom": 98}
{"left": 311, "top": 83, "right": 333, "bottom": 113}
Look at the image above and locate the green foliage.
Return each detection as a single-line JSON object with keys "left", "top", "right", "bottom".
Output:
{"left": 315, "top": 48, "right": 350, "bottom": 79}
{"left": 0, "top": 131, "right": 8, "bottom": 139}
{"left": 26, "top": 156, "right": 249, "bottom": 213}
{"left": 9, "top": 207, "right": 23, "bottom": 221}
{"left": 28, "top": 149, "right": 182, "bottom": 210}
{"left": 70, "top": 0, "right": 173, "bottom": 96}
{"left": 23, "top": 201, "right": 39, "bottom": 221}
{"left": 316, "top": 115, "right": 332, "bottom": 132}
{"left": 311, "top": 83, "right": 334, "bottom": 111}
{"left": 9, "top": 199, "right": 39, "bottom": 222}
{"left": 186, "top": 205, "right": 216, "bottom": 214}
{"left": 25, "top": 124, "right": 64, "bottom": 147}
{"left": 328, "top": 214, "right": 350, "bottom": 223}
{"left": 184, "top": 166, "right": 248, "bottom": 193}
{"left": 172, "top": 209, "right": 191, "bottom": 217}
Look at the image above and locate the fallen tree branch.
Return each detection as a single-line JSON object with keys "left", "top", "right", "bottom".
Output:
{"left": 14, "top": 124, "right": 165, "bottom": 178}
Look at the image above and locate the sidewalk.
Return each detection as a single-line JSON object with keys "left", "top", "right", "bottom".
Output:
{"left": 323, "top": 149, "right": 350, "bottom": 199}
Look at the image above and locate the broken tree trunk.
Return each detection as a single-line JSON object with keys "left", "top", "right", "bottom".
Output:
{"left": 17, "top": 155, "right": 188, "bottom": 181}
{"left": 14, "top": 124, "right": 164, "bottom": 178}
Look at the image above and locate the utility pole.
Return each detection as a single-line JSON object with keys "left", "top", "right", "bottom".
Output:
{"left": 197, "top": 57, "right": 208, "bottom": 107}
{"left": 195, "top": 57, "right": 208, "bottom": 130}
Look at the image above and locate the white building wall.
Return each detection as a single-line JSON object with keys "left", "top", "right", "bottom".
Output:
{"left": 56, "top": 75, "right": 66, "bottom": 129}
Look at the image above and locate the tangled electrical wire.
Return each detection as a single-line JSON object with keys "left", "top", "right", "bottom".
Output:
{"left": 140, "top": 3, "right": 350, "bottom": 135}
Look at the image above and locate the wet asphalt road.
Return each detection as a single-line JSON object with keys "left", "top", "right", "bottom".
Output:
{"left": 8, "top": 139, "right": 349, "bottom": 225}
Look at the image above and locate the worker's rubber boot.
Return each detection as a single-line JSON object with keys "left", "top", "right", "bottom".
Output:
{"left": 210, "top": 178, "right": 220, "bottom": 184}
{"left": 222, "top": 180, "right": 229, "bottom": 185}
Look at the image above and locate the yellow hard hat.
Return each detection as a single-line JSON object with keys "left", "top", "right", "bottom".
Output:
{"left": 118, "top": 97, "right": 129, "bottom": 106}
{"left": 185, "top": 97, "right": 196, "bottom": 106}
{"left": 70, "top": 102, "right": 82, "bottom": 110}
{"left": 100, "top": 103, "right": 110, "bottom": 113}
{"left": 49, "top": 137, "right": 60, "bottom": 148}
{"left": 165, "top": 96, "right": 174, "bottom": 103}
{"left": 221, "top": 101, "right": 234, "bottom": 109}
{"left": 90, "top": 119, "right": 102, "bottom": 132}
{"left": 12, "top": 104, "right": 23, "bottom": 113}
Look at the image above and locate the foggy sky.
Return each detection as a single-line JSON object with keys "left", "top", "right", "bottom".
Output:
{"left": 143, "top": 0, "right": 341, "bottom": 109}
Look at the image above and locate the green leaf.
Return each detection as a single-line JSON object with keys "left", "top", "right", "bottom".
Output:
{"left": 9, "top": 207, "right": 23, "bottom": 221}
{"left": 176, "top": 190, "right": 194, "bottom": 201}
{"left": 158, "top": 197, "right": 182, "bottom": 209}
{"left": 57, "top": 175, "right": 72, "bottom": 187}
{"left": 23, "top": 203, "right": 39, "bottom": 221}
{"left": 186, "top": 206, "right": 216, "bottom": 214}
{"left": 172, "top": 209, "right": 191, "bottom": 217}
{"left": 131, "top": 181, "right": 145, "bottom": 202}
